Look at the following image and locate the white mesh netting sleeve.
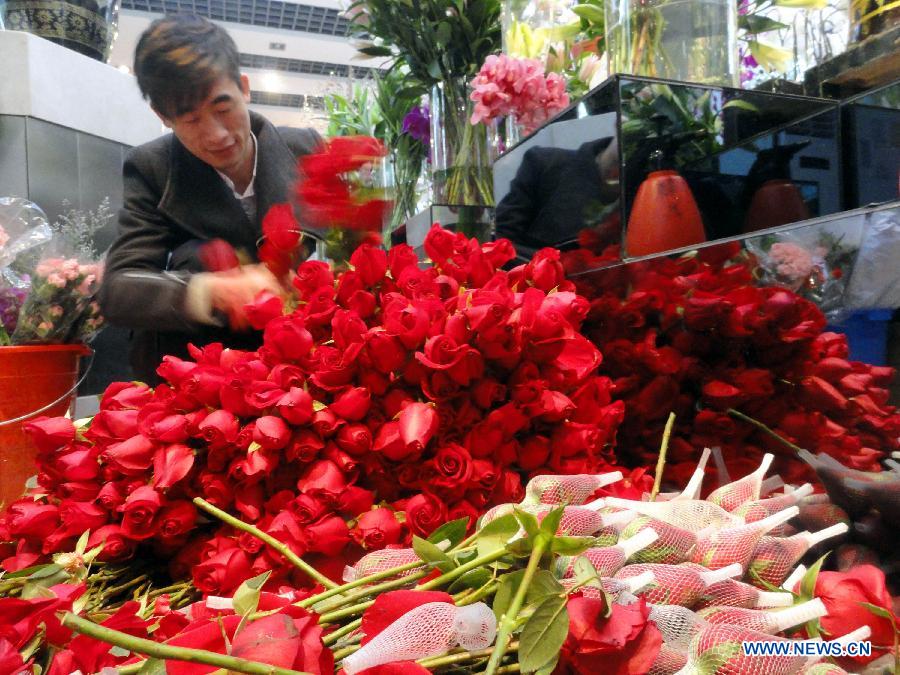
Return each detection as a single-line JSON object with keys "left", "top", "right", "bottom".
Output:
{"left": 648, "top": 604, "right": 708, "bottom": 651}
{"left": 344, "top": 548, "right": 425, "bottom": 583}
{"left": 691, "top": 507, "right": 799, "bottom": 570}
{"left": 341, "top": 601, "right": 496, "bottom": 675}
{"left": 604, "top": 497, "right": 742, "bottom": 532}
{"left": 706, "top": 454, "right": 774, "bottom": 512}
{"left": 696, "top": 598, "right": 827, "bottom": 634}
{"left": 693, "top": 578, "right": 794, "bottom": 610}
{"left": 524, "top": 471, "right": 623, "bottom": 505}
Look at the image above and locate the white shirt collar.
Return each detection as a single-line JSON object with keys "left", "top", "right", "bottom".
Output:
{"left": 216, "top": 132, "right": 258, "bottom": 200}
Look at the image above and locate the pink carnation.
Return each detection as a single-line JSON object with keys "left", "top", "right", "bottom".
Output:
{"left": 470, "top": 54, "right": 569, "bottom": 134}
{"left": 769, "top": 242, "right": 815, "bottom": 283}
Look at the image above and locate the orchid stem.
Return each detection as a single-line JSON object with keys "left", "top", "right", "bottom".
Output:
{"left": 484, "top": 538, "right": 548, "bottom": 675}
{"left": 192, "top": 497, "right": 338, "bottom": 590}
{"left": 651, "top": 412, "right": 676, "bottom": 501}
{"left": 727, "top": 408, "right": 805, "bottom": 454}
{"left": 61, "top": 612, "right": 311, "bottom": 675}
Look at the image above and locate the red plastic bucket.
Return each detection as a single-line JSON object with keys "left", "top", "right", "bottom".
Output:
{"left": 0, "top": 344, "right": 90, "bottom": 508}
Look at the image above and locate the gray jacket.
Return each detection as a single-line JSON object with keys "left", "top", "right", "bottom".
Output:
{"left": 99, "top": 111, "right": 321, "bottom": 381}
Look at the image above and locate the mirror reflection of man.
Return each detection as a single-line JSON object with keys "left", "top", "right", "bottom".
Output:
{"left": 99, "top": 15, "right": 321, "bottom": 383}
{"left": 495, "top": 138, "right": 620, "bottom": 264}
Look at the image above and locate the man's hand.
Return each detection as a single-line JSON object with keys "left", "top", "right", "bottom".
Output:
{"left": 196, "top": 264, "right": 283, "bottom": 330}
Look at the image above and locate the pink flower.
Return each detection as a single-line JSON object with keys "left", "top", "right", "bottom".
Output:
{"left": 769, "top": 242, "right": 816, "bottom": 288}
{"left": 470, "top": 54, "right": 569, "bottom": 133}
{"left": 0, "top": 225, "right": 9, "bottom": 249}
{"left": 46, "top": 273, "right": 67, "bottom": 289}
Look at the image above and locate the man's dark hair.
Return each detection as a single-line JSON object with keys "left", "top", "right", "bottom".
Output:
{"left": 134, "top": 15, "right": 242, "bottom": 119}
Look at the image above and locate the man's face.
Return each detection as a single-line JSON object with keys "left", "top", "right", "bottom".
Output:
{"left": 159, "top": 74, "right": 253, "bottom": 178}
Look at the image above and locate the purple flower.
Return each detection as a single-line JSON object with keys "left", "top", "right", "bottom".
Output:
{"left": 402, "top": 105, "right": 430, "bottom": 145}
{"left": 0, "top": 285, "right": 28, "bottom": 334}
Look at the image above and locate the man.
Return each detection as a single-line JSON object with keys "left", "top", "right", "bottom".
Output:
{"left": 99, "top": 15, "right": 321, "bottom": 383}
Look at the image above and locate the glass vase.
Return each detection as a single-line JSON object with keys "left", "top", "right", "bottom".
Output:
{"left": 605, "top": 0, "right": 738, "bottom": 87}
{"left": 0, "top": 0, "right": 121, "bottom": 61}
{"left": 502, "top": 0, "right": 581, "bottom": 65}
{"left": 429, "top": 78, "right": 498, "bottom": 209}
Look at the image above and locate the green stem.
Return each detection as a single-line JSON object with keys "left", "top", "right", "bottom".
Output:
{"left": 418, "top": 549, "right": 509, "bottom": 591}
{"left": 192, "top": 497, "right": 337, "bottom": 590}
{"left": 484, "top": 539, "right": 548, "bottom": 675}
{"left": 726, "top": 408, "right": 805, "bottom": 454}
{"left": 651, "top": 412, "right": 676, "bottom": 501}
{"left": 333, "top": 644, "right": 361, "bottom": 661}
{"left": 314, "top": 570, "right": 430, "bottom": 615}
{"left": 323, "top": 617, "right": 362, "bottom": 646}
{"left": 319, "top": 599, "right": 377, "bottom": 624}
{"left": 418, "top": 642, "right": 518, "bottom": 669}
{"left": 61, "top": 613, "right": 311, "bottom": 675}
{"left": 298, "top": 560, "right": 426, "bottom": 609}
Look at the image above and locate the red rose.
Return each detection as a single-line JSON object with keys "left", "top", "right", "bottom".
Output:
{"left": 198, "top": 237, "right": 240, "bottom": 271}
{"left": 263, "top": 315, "right": 313, "bottom": 362}
{"left": 152, "top": 444, "right": 195, "bottom": 489}
{"left": 286, "top": 430, "right": 324, "bottom": 464}
{"left": 5, "top": 501, "right": 59, "bottom": 539}
{"left": 254, "top": 416, "right": 291, "bottom": 450}
{"left": 193, "top": 547, "right": 253, "bottom": 595}
{"left": 350, "top": 244, "right": 388, "bottom": 286}
{"left": 383, "top": 299, "right": 431, "bottom": 350}
{"left": 103, "top": 434, "right": 156, "bottom": 475}
{"left": 366, "top": 331, "right": 408, "bottom": 374}
{"left": 100, "top": 382, "right": 153, "bottom": 410}
{"left": 399, "top": 402, "right": 438, "bottom": 455}
{"left": 56, "top": 500, "right": 108, "bottom": 540}
{"left": 296, "top": 460, "right": 347, "bottom": 504}
{"left": 387, "top": 244, "right": 419, "bottom": 278}
{"left": 336, "top": 424, "right": 373, "bottom": 456}
{"left": 262, "top": 202, "right": 301, "bottom": 251}
{"left": 231, "top": 611, "right": 333, "bottom": 675}
{"left": 196, "top": 410, "right": 240, "bottom": 449}
{"left": 87, "top": 525, "right": 136, "bottom": 562}
{"left": 815, "top": 565, "right": 898, "bottom": 662}
{"left": 403, "top": 492, "right": 447, "bottom": 538}
{"left": 431, "top": 444, "right": 473, "bottom": 491}
{"left": 525, "top": 248, "right": 565, "bottom": 291}
{"left": 293, "top": 260, "right": 334, "bottom": 299}
{"left": 245, "top": 291, "right": 285, "bottom": 330}
{"left": 447, "top": 500, "right": 480, "bottom": 532}
{"left": 800, "top": 376, "right": 849, "bottom": 414}
{"left": 157, "top": 501, "right": 197, "bottom": 540}
{"left": 352, "top": 507, "right": 403, "bottom": 549}
{"left": 275, "top": 387, "right": 313, "bottom": 426}
{"left": 23, "top": 416, "right": 75, "bottom": 453}
{"left": 119, "top": 485, "right": 161, "bottom": 540}
{"left": 330, "top": 386, "right": 372, "bottom": 422}
{"left": 305, "top": 515, "right": 351, "bottom": 556}
{"left": 559, "top": 595, "right": 661, "bottom": 675}
{"left": 55, "top": 446, "right": 101, "bottom": 482}
{"left": 197, "top": 472, "right": 234, "bottom": 510}
{"left": 337, "top": 486, "right": 375, "bottom": 517}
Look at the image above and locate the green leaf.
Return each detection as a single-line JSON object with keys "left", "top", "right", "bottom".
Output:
{"left": 572, "top": 4, "right": 606, "bottom": 23}
{"left": 527, "top": 570, "right": 564, "bottom": 605}
{"left": 738, "top": 14, "right": 790, "bottom": 34}
{"left": 435, "top": 21, "right": 453, "bottom": 46}
{"left": 413, "top": 536, "right": 456, "bottom": 573}
{"left": 74, "top": 529, "right": 90, "bottom": 556}
{"left": 535, "top": 655, "right": 560, "bottom": 675}
{"left": 5, "top": 564, "right": 53, "bottom": 579}
{"left": 519, "top": 595, "right": 570, "bottom": 673}
{"left": 448, "top": 567, "right": 493, "bottom": 594}
{"left": 538, "top": 506, "right": 564, "bottom": 539}
{"left": 427, "top": 517, "right": 469, "bottom": 549}
{"left": 551, "top": 536, "right": 596, "bottom": 556}
{"left": 515, "top": 509, "right": 541, "bottom": 542}
{"left": 356, "top": 45, "right": 394, "bottom": 57}
{"left": 477, "top": 513, "right": 519, "bottom": 558}
{"left": 137, "top": 658, "right": 167, "bottom": 675}
{"left": 28, "top": 564, "right": 63, "bottom": 580}
{"left": 232, "top": 571, "right": 271, "bottom": 616}
{"left": 799, "top": 554, "right": 828, "bottom": 601}
{"left": 860, "top": 601, "right": 898, "bottom": 627}
{"left": 493, "top": 570, "right": 526, "bottom": 622}
{"left": 723, "top": 99, "right": 760, "bottom": 113}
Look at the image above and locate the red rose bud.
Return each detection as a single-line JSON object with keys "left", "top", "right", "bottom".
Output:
{"left": 800, "top": 375, "right": 849, "bottom": 413}
{"left": 388, "top": 244, "right": 419, "bottom": 279}
{"left": 292, "top": 260, "right": 334, "bottom": 299}
{"left": 296, "top": 459, "right": 347, "bottom": 503}
{"left": 336, "top": 423, "right": 373, "bottom": 456}
{"left": 263, "top": 315, "right": 313, "bottom": 361}
{"left": 277, "top": 387, "right": 313, "bottom": 425}
{"left": 305, "top": 515, "right": 351, "bottom": 556}
{"left": 152, "top": 443, "right": 195, "bottom": 489}
{"left": 366, "top": 331, "right": 407, "bottom": 374}
{"left": 198, "top": 238, "right": 240, "bottom": 271}
{"left": 87, "top": 524, "right": 136, "bottom": 562}
{"left": 193, "top": 547, "right": 253, "bottom": 595}
{"left": 119, "top": 485, "right": 162, "bottom": 540}
{"left": 245, "top": 291, "right": 285, "bottom": 330}
{"left": 311, "top": 408, "right": 344, "bottom": 437}
{"left": 331, "top": 386, "right": 372, "bottom": 421}
{"left": 253, "top": 416, "right": 291, "bottom": 450}
{"left": 262, "top": 203, "right": 301, "bottom": 251}
{"left": 5, "top": 501, "right": 59, "bottom": 539}
{"left": 399, "top": 402, "right": 438, "bottom": 454}
{"left": 352, "top": 507, "right": 403, "bottom": 549}
{"left": 525, "top": 248, "right": 565, "bottom": 291}
{"left": 24, "top": 416, "right": 76, "bottom": 454}
{"left": 157, "top": 501, "right": 197, "bottom": 539}
{"left": 337, "top": 486, "right": 375, "bottom": 516}
{"left": 286, "top": 429, "right": 324, "bottom": 463}
{"left": 350, "top": 244, "right": 388, "bottom": 286}
{"left": 103, "top": 434, "right": 156, "bottom": 475}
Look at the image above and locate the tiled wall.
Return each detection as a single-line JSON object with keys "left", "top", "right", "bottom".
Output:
{"left": 0, "top": 113, "right": 134, "bottom": 393}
